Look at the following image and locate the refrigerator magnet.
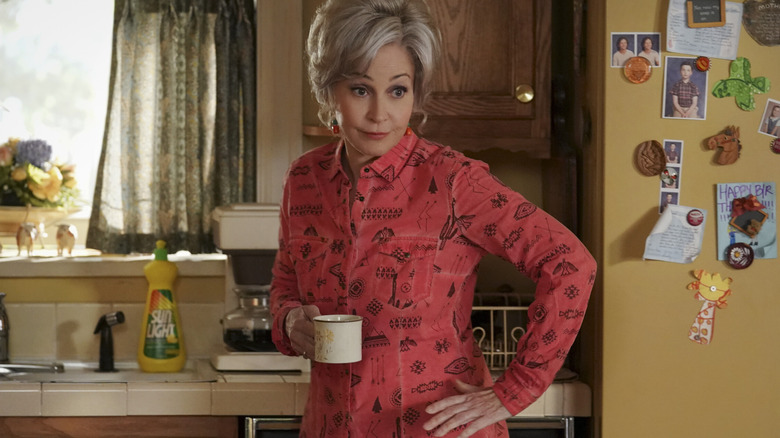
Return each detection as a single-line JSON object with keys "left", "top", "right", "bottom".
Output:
{"left": 711, "top": 57, "right": 770, "bottom": 112}
{"left": 725, "top": 242, "right": 754, "bottom": 269}
{"left": 634, "top": 140, "right": 666, "bottom": 176}
{"left": 686, "top": 269, "right": 733, "bottom": 345}
{"left": 729, "top": 194, "right": 768, "bottom": 241}
{"left": 624, "top": 56, "right": 652, "bottom": 84}
{"left": 706, "top": 125, "right": 741, "bottom": 165}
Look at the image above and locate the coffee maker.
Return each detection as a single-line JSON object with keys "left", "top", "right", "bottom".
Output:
{"left": 210, "top": 203, "right": 309, "bottom": 372}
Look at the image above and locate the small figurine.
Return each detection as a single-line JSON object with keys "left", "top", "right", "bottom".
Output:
{"left": 16, "top": 222, "right": 38, "bottom": 256}
{"left": 707, "top": 125, "right": 741, "bottom": 165}
{"left": 56, "top": 224, "right": 78, "bottom": 256}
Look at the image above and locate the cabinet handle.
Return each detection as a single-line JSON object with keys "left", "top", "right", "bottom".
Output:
{"left": 515, "top": 84, "right": 534, "bottom": 103}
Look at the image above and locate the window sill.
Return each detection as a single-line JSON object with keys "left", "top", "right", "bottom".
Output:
{"left": 0, "top": 249, "right": 226, "bottom": 278}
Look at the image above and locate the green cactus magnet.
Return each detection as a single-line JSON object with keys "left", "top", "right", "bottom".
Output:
{"left": 711, "top": 57, "right": 770, "bottom": 111}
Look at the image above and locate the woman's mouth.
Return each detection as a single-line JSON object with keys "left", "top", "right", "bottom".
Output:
{"left": 363, "top": 131, "right": 389, "bottom": 140}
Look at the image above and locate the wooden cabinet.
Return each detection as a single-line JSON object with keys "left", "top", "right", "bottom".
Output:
{"left": 0, "top": 417, "right": 238, "bottom": 438}
{"left": 420, "top": 0, "right": 551, "bottom": 157}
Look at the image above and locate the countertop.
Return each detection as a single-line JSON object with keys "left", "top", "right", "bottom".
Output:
{"left": 0, "top": 360, "right": 310, "bottom": 417}
{"left": 0, "top": 359, "right": 591, "bottom": 419}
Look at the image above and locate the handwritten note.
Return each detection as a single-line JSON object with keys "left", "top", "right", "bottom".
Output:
{"left": 667, "top": 0, "right": 743, "bottom": 59}
{"left": 644, "top": 205, "right": 707, "bottom": 264}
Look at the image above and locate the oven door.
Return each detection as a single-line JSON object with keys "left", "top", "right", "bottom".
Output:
{"left": 506, "top": 417, "right": 575, "bottom": 438}
{"left": 243, "top": 415, "right": 575, "bottom": 437}
{"left": 243, "top": 416, "right": 301, "bottom": 438}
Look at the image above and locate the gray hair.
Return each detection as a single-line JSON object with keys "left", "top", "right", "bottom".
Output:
{"left": 306, "top": 0, "right": 441, "bottom": 126}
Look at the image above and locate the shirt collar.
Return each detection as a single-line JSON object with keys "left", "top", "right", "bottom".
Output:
{"left": 328, "top": 133, "right": 420, "bottom": 183}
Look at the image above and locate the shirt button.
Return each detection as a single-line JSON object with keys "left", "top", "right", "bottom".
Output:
{"left": 358, "top": 196, "right": 365, "bottom": 201}
{"left": 363, "top": 167, "right": 370, "bottom": 173}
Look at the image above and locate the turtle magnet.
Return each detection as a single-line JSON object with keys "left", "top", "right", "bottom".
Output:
{"left": 634, "top": 140, "right": 666, "bottom": 176}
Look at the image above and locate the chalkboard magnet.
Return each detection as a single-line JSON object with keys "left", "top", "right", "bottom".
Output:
{"left": 729, "top": 194, "right": 768, "bottom": 238}
{"left": 686, "top": 0, "right": 726, "bottom": 28}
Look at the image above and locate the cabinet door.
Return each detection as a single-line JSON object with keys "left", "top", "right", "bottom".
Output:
{"left": 420, "top": 0, "right": 551, "bottom": 157}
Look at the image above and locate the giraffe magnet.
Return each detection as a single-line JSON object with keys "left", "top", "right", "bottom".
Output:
{"left": 686, "top": 269, "right": 732, "bottom": 345}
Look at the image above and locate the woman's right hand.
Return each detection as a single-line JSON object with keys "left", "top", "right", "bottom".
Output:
{"left": 284, "top": 305, "right": 321, "bottom": 359}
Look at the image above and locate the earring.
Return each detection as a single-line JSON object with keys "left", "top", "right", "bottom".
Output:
{"left": 331, "top": 119, "right": 340, "bottom": 135}
{"left": 405, "top": 124, "right": 413, "bottom": 136}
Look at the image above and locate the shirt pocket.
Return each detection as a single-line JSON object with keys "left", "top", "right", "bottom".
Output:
{"left": 375, "top": 236, "right": 438, "bottom": 311}
{"left": 287, "top": 236, "right": 334, "bottom": 291}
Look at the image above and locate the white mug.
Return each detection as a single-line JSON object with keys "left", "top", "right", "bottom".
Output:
{"left": 313, "top": 314, "right": 363, "bottom": 364}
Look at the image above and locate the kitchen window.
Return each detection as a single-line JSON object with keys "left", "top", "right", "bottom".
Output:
{"left": 0, "top": 0, "right": 114, "bottom": 220}
{"left": 2, "top": 0, "right": 261, "bottom": 255}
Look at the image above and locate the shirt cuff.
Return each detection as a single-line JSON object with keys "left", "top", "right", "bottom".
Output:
{"left": 271, "top": 304, "right": 299, "bottom": 356}
{"left": 491, "top": 365, "right": 549, "bottom": 416}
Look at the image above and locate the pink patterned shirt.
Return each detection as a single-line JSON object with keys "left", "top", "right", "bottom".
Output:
{"left": 271, "top": 134, "right": 596, "bottom": 437}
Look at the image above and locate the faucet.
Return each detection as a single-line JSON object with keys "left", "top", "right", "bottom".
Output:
{"left": 0, "top": 362, "right": 65, "bottom": 373}
{"left": 94, "top": 311, "right": 125, "bottom": 372}
{"left": 0, "top": 295, "right": 64, "bottom": 375}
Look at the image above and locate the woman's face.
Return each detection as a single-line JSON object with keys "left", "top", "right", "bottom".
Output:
{"left": 643, "top": 38, "right": 652, "bottom": 51}
{"left": 618, "top": 38, "right": 628, "bottom": 50}
{"left": 334, "top": 43, "right": 415, "bottom": 170}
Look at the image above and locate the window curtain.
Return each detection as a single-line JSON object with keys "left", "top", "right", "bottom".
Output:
{"left": 87, "top": 0, "right": 256, "bottom": 254}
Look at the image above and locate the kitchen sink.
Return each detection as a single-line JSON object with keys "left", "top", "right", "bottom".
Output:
{"left": 0, "top": 360, "right": 218, "bottom": 383}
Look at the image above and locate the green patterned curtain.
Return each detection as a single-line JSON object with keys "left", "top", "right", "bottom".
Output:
{"left": 87, "top": 0, "right": 256, "bottom": 254}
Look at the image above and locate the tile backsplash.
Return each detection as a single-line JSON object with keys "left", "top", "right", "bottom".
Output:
{"left": 7, "top": 302, "right": 224, "bottom": 362}
{"left": 1, "top": 256, "right": 227, "bottom": 362}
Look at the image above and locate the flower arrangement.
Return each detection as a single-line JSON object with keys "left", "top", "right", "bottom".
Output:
{"left": 0, "top": 137, "right": 79, "bottom": 209}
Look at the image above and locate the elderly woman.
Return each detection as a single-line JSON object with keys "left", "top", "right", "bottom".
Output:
{"left": 270, "top": 0, "right": 596, "bottom": 436}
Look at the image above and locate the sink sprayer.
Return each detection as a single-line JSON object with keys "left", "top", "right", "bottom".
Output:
{"left": 94, "top": 311, "right": 125, "bottom": 372}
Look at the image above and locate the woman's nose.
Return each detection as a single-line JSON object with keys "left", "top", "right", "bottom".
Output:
{"left": 367, "top": 96, "right": 389, "bottom": 122}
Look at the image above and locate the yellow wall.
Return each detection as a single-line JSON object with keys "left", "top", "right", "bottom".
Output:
{"left": 590, "top": 1, "right": 780, "bottom": 436}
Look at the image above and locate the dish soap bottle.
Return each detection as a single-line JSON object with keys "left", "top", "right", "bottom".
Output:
{"left": 138, "top": 240, "right": 186, "bottom": 372}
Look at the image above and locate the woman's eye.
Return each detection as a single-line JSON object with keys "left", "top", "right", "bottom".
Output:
{"left": 351, "top": 87, "right": 368, "bottom": 97}
{"left": 391, "top": 87, "right": 408, "bottom": 98}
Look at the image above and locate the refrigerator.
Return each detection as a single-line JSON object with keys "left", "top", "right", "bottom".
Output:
{"left": 581, "top": 0, "right": 780, "bottom": 437}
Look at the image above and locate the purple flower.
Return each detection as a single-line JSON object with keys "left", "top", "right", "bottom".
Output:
{"left": 15, "top": 139, "right": 53, "bottom": 169}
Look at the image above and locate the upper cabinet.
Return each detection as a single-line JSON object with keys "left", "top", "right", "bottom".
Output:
{"left": 420, "top": 0, "right": 551, "bottom": 158}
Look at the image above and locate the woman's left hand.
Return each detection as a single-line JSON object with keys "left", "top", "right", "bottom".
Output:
{"left": 423, "top": 379, "right": 512, "bottom": 437}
